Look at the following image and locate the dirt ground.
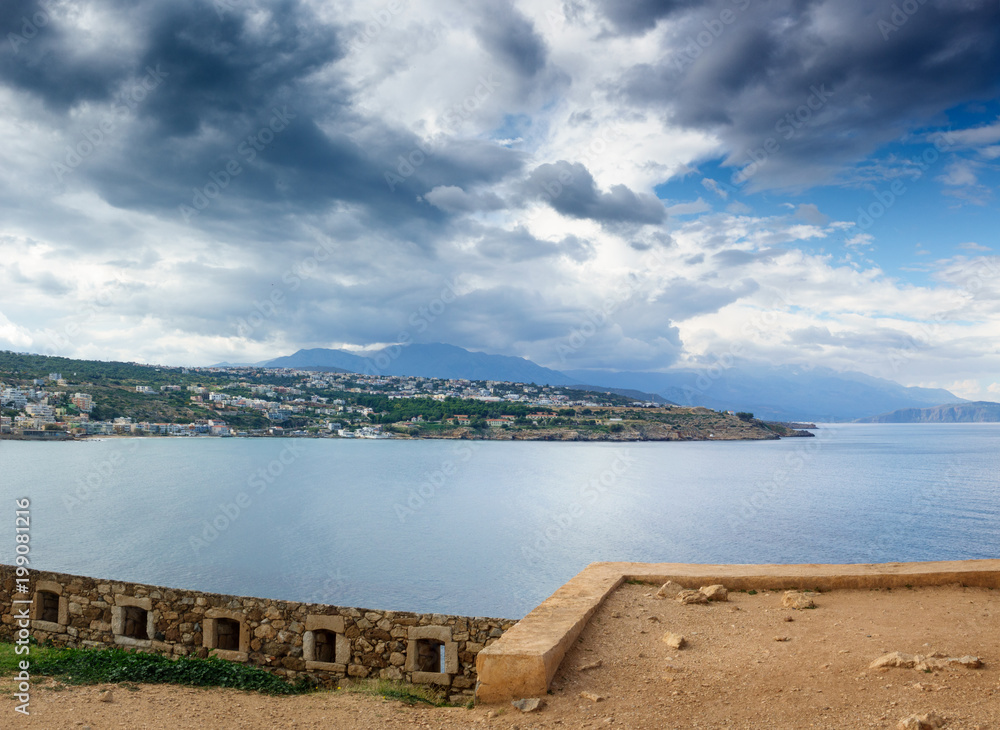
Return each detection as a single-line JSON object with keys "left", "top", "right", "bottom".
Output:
{"left": 4, "top": 584, "right": 999, "bottom": 729}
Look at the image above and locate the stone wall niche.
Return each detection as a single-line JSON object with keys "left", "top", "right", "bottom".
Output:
{"left": 204, "top": 608, "right": 249, "bottom": 662}
{"left": 303, "top": 614, "right": 349, "bottom": 672}
{"left": 112, "top": 595, "right": 154, "bottom": 648}
{"left": 405, "top": 625, "right": 458, "bottom": 685}
{"left": 30, "top": 580, "right": 68, "bottom": 632}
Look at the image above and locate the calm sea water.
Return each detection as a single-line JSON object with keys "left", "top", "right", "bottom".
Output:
{"left": 2, "top": 424, "right": 998, "bottom": 618}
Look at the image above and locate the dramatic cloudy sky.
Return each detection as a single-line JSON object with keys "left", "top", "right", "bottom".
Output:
{"left": 1, "top": 0, "right": 999, "bottom": 397}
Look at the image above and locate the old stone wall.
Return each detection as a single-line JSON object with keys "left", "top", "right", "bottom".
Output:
{"left": 0, "top": 566, "right": 515, "bottom": 702}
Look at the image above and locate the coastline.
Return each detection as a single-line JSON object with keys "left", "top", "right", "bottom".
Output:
{"left": 1, "top": 426, "right": 815, "bottom": 443}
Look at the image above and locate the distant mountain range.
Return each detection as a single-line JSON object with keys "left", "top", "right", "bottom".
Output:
{"left": 237, "top": 343, "right": 965, "bottom": 422}
{"left": 263, "top": 343, "right": 573, "bottom": 384}
{"left": 855, "top": 401, "right": 1000, "bottom": 423}
{"left": 562, "top": 365, "right": 961, "bottom": 422}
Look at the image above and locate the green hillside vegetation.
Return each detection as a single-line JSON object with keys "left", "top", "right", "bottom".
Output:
{"left": 0, "top": 351, "right": 812, "bottom": 441}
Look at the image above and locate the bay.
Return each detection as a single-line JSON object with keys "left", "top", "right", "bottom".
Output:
{"left": 1, "top": 423, "right": 997, "bottom": 618}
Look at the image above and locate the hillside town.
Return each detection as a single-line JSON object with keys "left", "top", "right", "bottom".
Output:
{"left": 0, "top": 360, "right": 629, "bottom": 440}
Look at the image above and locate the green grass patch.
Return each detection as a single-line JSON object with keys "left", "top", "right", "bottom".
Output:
{"left": 1, "top": 644, "right": 310, "bottom": 695}
{"left": 340, "top": 678, "right": 452, "bottom": 707}
{"left": 0, "top": 640, "right": 66, "bottom": 673}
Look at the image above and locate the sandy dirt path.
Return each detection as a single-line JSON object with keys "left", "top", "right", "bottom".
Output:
{"left": 4, "top": 584, "right": 998, "bottom": 729}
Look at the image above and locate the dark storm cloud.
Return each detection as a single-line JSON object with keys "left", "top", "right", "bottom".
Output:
{"left": 4, "top": 0, "right": 340, "bottom": 121}
{"left": 1, "top": 0, "right": 128, "bottom": 110}
{"left": 132, "top": 0, "right": 343, "bottom": 137}
{"left": 474, "top": 227, "right": 596, "bottom": 263}
{"left": 423, "top": 185, "right": 506, "bottom": 213}
{"left": 525, "top": 160, "right": 666, "bottom": 224}
{"left": 5, "top": 0, "right": 529, "bottom": 242}
{"left": 610, "top": 0, "right": 1000, "bottom": 190}
{"left": 474, "top": 0, "right": 548, "bottom": 77}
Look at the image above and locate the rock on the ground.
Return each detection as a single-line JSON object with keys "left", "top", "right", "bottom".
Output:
{"left": 871, "top": 651, "right": 984, "bottom": 672}
{"left": 98, "top": 690, "right": 113, "bottom": 703}
{"left": 871, "top": 652, "right": 919, "bottom": 669}
{"left": 781, "top": 591, "right": 816, "bottom": 609}
{"left": 511, "top": 697, "right": 544, "bottom": 712}
{"left": 699, "top": 585, "right": 729, "bottom": 602}
{"left": 656, "top": 581, "right": 684, "bottom": 599}
{"left": 897, "top": 712, "right": 947, "bottom": 729}
{"left": 579, "top": 659, "right": 602, "bottom": 671}
{"left": 662, "top": 632, "right": 686, "bottom": 649}
{"left": 580, "top": 691, "right": 604, "bottom": 702}
{"left": 676, "top": 590, "right": 709, "bottom": 605}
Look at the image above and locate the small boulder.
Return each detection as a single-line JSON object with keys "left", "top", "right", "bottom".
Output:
{"left": 897, "top": 712, "right": 946, "bottom": 729}
{"left": 910, "top": 682, "right": 946, "bottom": 692}
{"left": 699, "top": 585, "right": 729, "bottom": 602}
{"left": 98, "top": 690, "right": 113, "bottom": 703}
{"left": 511, "top": 697, "right": 544, "bottom": 713}
{"left": 676, "top": 590, "right": 709, "bottom": 605}
{"left": 662, "top": 632, "right": 686, "bottom": 649}
{"left": 655, "top": 581, "right": 684, "bottom": 599}
{"left": 871, "top": 651, "right": 919, "bottom": 670}
{"left": 781, "top": 591, "right": 816, "bottom": 609}
{"left": 871, "top": 651, "right": 984, "bottom": 672}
